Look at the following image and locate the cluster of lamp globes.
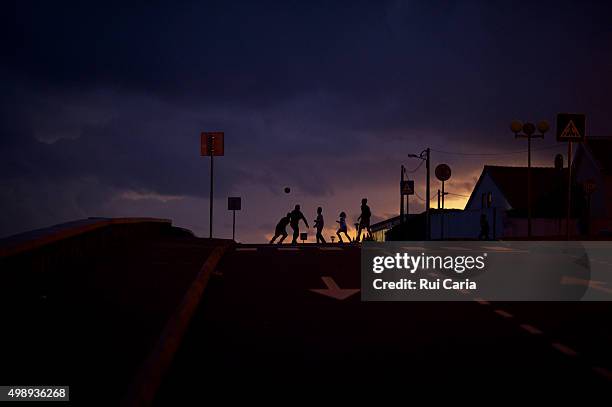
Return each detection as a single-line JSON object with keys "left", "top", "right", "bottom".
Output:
{"left": 510, "top": 120, "right": 550, "bottom": 136}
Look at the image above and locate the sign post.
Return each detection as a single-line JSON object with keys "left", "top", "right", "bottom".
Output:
{"left": 511, "top": 120, "right": 548, "bottom": 238}
{"left": 201, "top": 132, "right": 225, "bottom": 238}
{"left": 556, "top": 113, "right": 586, "bottom": 240}
{"left": 435, "top": 164, "right": 451, "bottom": 240}
{"left": 583, "top": 179, "right": 596, "bottom": 236}
{"left": 227, "top": 197, "right": 242, "bottom": 241}
{"left": 400, "top": 165, "right": 405, "bottom": 225}
{"left": 400, "top": 179, "right": 414, "bottom": 219}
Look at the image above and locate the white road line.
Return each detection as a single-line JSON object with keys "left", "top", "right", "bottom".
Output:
{"left": 236, "top": 248, "right": 257, "bottom": 251}
{"left": 481, "top": 246, "right": 528, "bottom": 253}
{"left": 520, "top": 324, "right": 543, "bottom": 335}
{"left": 474, "top": 298, "right": 490, "bottom": 305}
{"left": 551, "top": 342, "right": 578, "bottom": 357}
{"left": 592, "top": 367, "right": 612, "bottom": 381}
{"left": 494, "top": 309, "right": 513, "bottom": 318}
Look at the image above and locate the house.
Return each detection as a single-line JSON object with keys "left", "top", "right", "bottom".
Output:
{"left": 572, "top": 137, "right": 612, "bottom": 236}
{"left": 465, "top": 164, "right": 571, "bottom": 237}
{"left": 370, "top": 215, "right": 401, "bottom": 242}
{"left": 381, "top": 139, "right": 612, "bottom": 241}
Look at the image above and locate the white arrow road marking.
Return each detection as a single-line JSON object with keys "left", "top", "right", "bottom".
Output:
{"left": 552, "top": 342, "right": 578, "bottom": 357}
{"left": 520, "top": 324, "right": 543, "bottom": 335}
{"left": 560, "top": 276, "right": 612, "bottom": 295}
{"left": 309, "top": 276, "right": 360, "bottom": 300}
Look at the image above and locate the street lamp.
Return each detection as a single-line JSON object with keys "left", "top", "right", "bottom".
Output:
{"left": 408, "top": 148, "right": 431, "bottom": 240}
{"left": 511, "top": 120, "right": 549, "bottom": 238}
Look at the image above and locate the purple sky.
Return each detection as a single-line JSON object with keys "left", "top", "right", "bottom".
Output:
{"left": 2, "top": 0, "right": 612, "bottom": 242}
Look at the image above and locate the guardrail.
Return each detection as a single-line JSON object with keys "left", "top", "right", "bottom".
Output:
{"left": 0, "top": 217, "right": 172, "bottom": 258}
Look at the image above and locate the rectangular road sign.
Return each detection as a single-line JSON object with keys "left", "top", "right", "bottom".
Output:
{"left": 228, "top": 197, "right": 241, "bottom": 211}
{"left": 556, "top": 113, "right": 585, "bottom": 142}
{"left": 401, "top": 180, "right": 415, "bottom": 196}
{"left": 200, "top": 132, "right": 225, "bottom": 156}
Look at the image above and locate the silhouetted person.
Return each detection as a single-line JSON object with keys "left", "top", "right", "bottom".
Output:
{"left": 270, "top": 213, "right": 291, "bottom": 244}
{"left": 357, "top": 198, "right": 372, "bottom": 242}
{"left": 314, "top": 207, "right": 326, "bottom": 244}
{"left": 478, "top": 213, "right": 490, "bottom": 240}
{"left": 336, "top": 211, "right": 350, "bottom": 243}
{"left": 289, "top": 204, "right": 309, "bottom": 244}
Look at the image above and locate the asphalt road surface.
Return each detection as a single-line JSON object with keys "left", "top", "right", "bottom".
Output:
{"left": 155, "top": 243, "right": 612, "bottom": 403}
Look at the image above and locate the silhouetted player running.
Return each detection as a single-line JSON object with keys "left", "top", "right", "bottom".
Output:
{"left": 336, "top": 211, "right": 350, "bottom": 243}
{"left": 289, "top": 204, "right": 309, "bottom": 244}
{"left": 270, "top": 213, "right": 291, "bottom": 244}
{"left": 314, "top": 206, "right": 326, "bottom": 244}
{"left": 357, "top": 198, "right": 372, "bottom": 242}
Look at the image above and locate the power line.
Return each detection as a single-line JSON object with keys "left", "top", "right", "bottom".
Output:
{"left": 446, "top": 192, "right": 471, "bottom": 198}
{"left": 414, "top": 191, "right": 437, "bottom": 202}
{"left": 413, "top": 190, "right": 469, "bottom": 202}
{"left": 430, "top": 144, "right": 560, "bottom": 156}
{"left": 404, "top": 160, "right": 424, "bottom": 174}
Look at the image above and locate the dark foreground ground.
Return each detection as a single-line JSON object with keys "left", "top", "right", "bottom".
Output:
{"left": 155, "top": 243, "right": 612, "bottom": 403}
{"left": 0, "top": 222, "right": 228, "bottom": 405}
{"left": 3, "top": 233, "right": 612, "bottom": 404}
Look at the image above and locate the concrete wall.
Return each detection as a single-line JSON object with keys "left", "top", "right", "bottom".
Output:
{"left": 430, "top": 208, "right": 502, "bottom": 240}
{"left": 502, "top": 217, "right": 578, "bottom": 238}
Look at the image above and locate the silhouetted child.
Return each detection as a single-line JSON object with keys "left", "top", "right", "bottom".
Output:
{"left": 336, "top": 211, "right": 350, "bottom": 243}
{"left": 313, "top": 207, "right": 326, "bottom": 244}
{"left": 289, "top": 204, "right": 309, "bottom": 244}
{"left": 270, "top": 213, "right": 291, "bottom": 244}
{"left": 478, "top": 213, "right": 490, "bottom": 240}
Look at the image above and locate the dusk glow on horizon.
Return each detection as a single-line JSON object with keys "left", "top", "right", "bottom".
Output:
{"left": 2, "top": 1, "right": 612, "bottom": 242}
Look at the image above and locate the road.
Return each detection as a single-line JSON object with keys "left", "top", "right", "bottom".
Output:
{"left": 0, "top": 227, "right": 226, "bottom": 406}
{"left": 155, "top": 243, "right": 612, "bottom": 403}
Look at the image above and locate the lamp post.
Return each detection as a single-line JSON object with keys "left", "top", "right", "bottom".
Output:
{"left": 511, "top": 120, "right": 549, "bottom": 238}
{"left": 408, "top": 148, "right": 431, "bottom": 240}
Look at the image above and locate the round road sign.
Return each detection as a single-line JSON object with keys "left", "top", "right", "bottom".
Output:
{"left": 435, "top": 164, "right": 452, "bottom": 182}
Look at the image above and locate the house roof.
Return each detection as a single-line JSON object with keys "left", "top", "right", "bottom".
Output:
{"left": 584, "top": 138, "right": 612, "bottom": 175}
{"left": 466, "top": 165, "right": 568, "bottom": 217}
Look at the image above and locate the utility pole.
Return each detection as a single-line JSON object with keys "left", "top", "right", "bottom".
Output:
{"left": 407, "top": 148, "right": 431, "bottom": 240}
{"left": 511, "top": 120, "right": 548, "bottom": 239}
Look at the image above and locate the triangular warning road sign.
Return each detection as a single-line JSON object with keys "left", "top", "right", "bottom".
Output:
{"left": 559, "top": 120, "right": 581, "bottom": 139}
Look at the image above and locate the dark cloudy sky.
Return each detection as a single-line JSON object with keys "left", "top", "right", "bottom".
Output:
{"left": 2, "top": 0, "right": 612, "bottom": 242}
